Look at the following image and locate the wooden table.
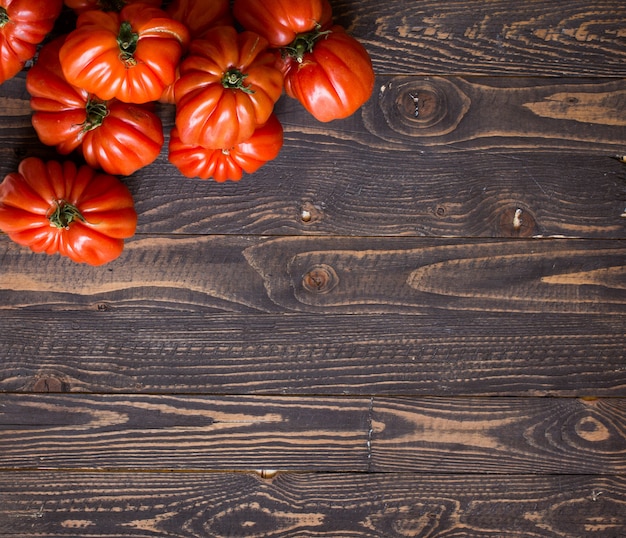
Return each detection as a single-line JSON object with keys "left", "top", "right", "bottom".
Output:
{"left": 1, "top": 1, "right": 625, "bottom": 536}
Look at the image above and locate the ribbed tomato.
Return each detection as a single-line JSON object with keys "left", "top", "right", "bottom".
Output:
{"left": 169, "top": 113, "right": 284, "bottom": 182}
{"left": 232, "top": 0, "right": 332, "bottom": 47}
{"left": 59, "top": 3, "right": 190, "bottom": 103}
{"left": 0, "top": 158, "right": 137, "bottom": 265}
{"left": 27, "top": 37, "right": 164, "bottom": 176}
{"left": 281, "top": 25, "right": 375, "bottom": 122}
{"left": 0, "top": 0, "right": 62, "bottom": 83}
{"left": 174, "top": 25, "right": 284, "bottom": 149}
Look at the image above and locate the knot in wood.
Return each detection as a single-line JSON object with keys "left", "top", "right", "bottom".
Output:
{"left": 32, "top": 376, "right": 65, "bottom": 392}
{"left": 302, "top": 264, "right": 339, "bottom": 294}
{"left": 498, "top": 206, "right": 537, "bottom": 237}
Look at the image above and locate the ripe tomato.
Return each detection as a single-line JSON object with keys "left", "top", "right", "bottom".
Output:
{"left": 64, "top": 0, "right": 162, "bottom": 15}
{"left": 59, "top": 3, "right": 190, "bottom": 103}
{"left": 281, "top": 25, "right": 375, "bottom": 122}
{"left": 232, "top": 0, "right": 332, "bottom": 47}
{"left": 0, "top": 158, "right": 137, "bottom": 265}
{"left": 166, "top": 0, "right": 232, "bottom": 40}
{"left": 175, "top": 25, "right": 283, "bottom": 149}
{"left": 169, "top": 113, "right": 284, "bottom": 181}
{"left": 0, "top": 0, "right": 63, "bottom": 84}
{"left": 27, "top": 37, "right": 164, "bottom": 176}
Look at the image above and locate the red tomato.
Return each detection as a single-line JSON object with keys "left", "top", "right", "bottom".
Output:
{"left": 281, "top": 25, "right": 375, "bottom": 122}
{"left": 169, "top": 113, "right": 284, "bottom": 181}
{"left": 64, "top": 0, "right": 162, "bottom": 15}
{"left": 175, "top": 25, "right": 284, "bottom": 149}
{"left": 27, "top": 37, "right": 164, "bottom": 176}
{"left": 0, "top": 157, "right": 137, "bottom": 265}
{"left": 59, "top": 3, "right": 190, "bottom": 103}
{"left": 232, "top": 0, "right": 332, "bottom": 47}
{"left": 0, "top": 0, "right": 63, "bottom": 84}
{"left": 166, "top": 0, "right": 232, "bottom": 40}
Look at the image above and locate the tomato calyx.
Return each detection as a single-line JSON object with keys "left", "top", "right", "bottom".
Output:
{"left": 221, "top": 68, "right": 254, "bottom": 94}
{"left": 82, "top": 97, "right": 109, "bottom": 133}
{"left": 0, "top": 6, "right": 9, "bottom": 27}
{"left": 282, "top": 25, "right": 332, "bottom": 63}
{"left": 118, "top": 21, "right": 139, "bottom": 66}
{"left": 47, "top": 200, "right": 85, "bottom": 229}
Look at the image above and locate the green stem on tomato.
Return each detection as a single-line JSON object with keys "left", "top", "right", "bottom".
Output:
{"left": 282, "top": 25, "right": 332, "bottom": 63}
{"left": 221, "top": 68, "right": 255, "bottom": 94}
{"left": 82, "top": 97, "right": 109, "bottom": 133}
{"left": 47, "top": 200, "right": 85, "bottom": 229}
{"left": 0, "top": 7, "right": 9, "bottom": 27}
{"left": 118, "top": 20, "right": 139, "bottom": 65}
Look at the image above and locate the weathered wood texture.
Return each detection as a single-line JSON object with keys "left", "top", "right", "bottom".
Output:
{"left": 1, "top": 472, "right": 624, "bottom": 537}
{"left": 1, "top": 394, "right": 624, "bottom": 474}
{"left": 0, "top": 1, "right": 625, "bottom": 536}
{"left": 1, "top": 311, "right": 623, "bottom": 396}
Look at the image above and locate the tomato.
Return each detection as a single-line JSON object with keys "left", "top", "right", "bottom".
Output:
{"left": 281, "top": 25, "right": 375, "bottom": 122}
{"left": 0, "top": 0, "right": 63, "bottom": 84}
{"left": 59, "top": 3, "right": 190, "bottom": 104}
{"left": 169, "top": 113, "right": 283, "bottom": 181}
{"left": 27, "top": 37, "right": 163, "bottom": 176}
{"left": 174, "top": 25, "right": 284, "bottom": 149}
{"left": 166, "top": 0, "right": 232, "bottom": 40}
{"left": 64, "top": 0, "right": 162, "bottom": 15}
{"left": 0, "top": 157, "right": 137, "bottom": 265}
{"left": 232, "top": 0, "right": 332, "bottom": 47}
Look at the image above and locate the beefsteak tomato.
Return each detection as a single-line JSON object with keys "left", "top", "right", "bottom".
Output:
{"left": 166, "top": 0, "right": 232, "bottom": 40}
{"left": 59, "top": 3, "right": 190, "bottom": 103}
{"left": 175, "top": 25, "right": 283, "bottom": 149}
{"left": 232, "top": 0, "right": 332, "bottom": 47}
{"left": 0, "top": 0, "right": 63, "bottom": 84}
{"left": 169, "top": 113, "right": 283, "bottom": 181}
{"left": 0, "top": 157, "right": 137, "bottom": 265}
{"left": 281, "top": 25, "right": 375, "bottom": 122}
{"left": 27, "top": 36, "right": 164, "bottom": 176}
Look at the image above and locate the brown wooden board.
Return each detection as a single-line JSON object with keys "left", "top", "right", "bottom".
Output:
{"left": 0, "top": 472, "right": 624, "bottom": 537}
{"left": 0, "top": 311, "right": 624, "bottom": 396}
{"left": 1, "top": 394, "right": 624, "bottom": 474}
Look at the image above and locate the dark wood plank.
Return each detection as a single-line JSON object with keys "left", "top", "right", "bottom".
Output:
{"left": 1, "top": 395, "right": 624, "bottom": 474}
{"left": 333, "top": 0, "right": 626, "bottom": 76}
{"left": 2, "top": 73, "right": 625, "bottom": 238}
{"left": 372, "top": 397, "right": 626, "bottom": 474}
{"left": 3, "top": 235, "right": 623, "bottom": 314}
{"left": 1, "top": 311, "right": 624, "bottom": 396}
{"left": 0, "top": 472, "right": 624, "bottom": 537}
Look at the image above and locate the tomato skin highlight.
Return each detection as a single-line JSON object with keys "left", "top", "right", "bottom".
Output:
{"left": 232, "top": 0, "right": 332, "bottom": 47}
{"left": 59, "top": 3, "right": 190, "bottom": 104}
{"left": 169, "top": 113, "right": 284, "bottom": 182}
{"left": 175, "top": 25, "right": 284, "bottom": 149}
{"left": 27, "top": 36, "right": 164, "bottom": 176}
{"left": 0, "top": 0, "right": 63, "bottom": 83}
{"left": 280, "top": 25, "right": 375, "bottom": 122}
{"left": 0, "top": 158, "right": 137, "bottom": 266}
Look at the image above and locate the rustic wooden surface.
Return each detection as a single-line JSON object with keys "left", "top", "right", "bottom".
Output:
{"left": 0, "top": 1, "right": 625, "bottom": 536}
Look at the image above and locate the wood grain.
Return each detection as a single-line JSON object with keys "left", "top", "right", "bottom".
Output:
{"left": 0, "top": 472, "right": 624, "bottom": 537}
{"left": 2, "top": 73, "right": 625, "bottom": 239}
{"left": 1, "top": 236, "right": 624, "bottom": 314}
{"left": 1, "top": 394, "right": 624, "bottom": 474}
{"left": 332, "top": 0, "right": 626, "bottom": 76}
{"left": 1, "top": 311, "right": 624, "bottom": 396}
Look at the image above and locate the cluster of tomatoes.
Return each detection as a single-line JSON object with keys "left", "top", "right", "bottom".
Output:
{"left": 0, "top": 0, "right": 374, "bottom": 265}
